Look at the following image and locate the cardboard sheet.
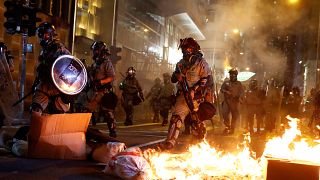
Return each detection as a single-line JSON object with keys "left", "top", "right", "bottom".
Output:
{"left": 28, "top": 112, "right": 91, "bottom": 160}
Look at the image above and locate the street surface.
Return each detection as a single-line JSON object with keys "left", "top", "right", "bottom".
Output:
{"left": 0, "top": 117, "right": 268, "bottom": 179}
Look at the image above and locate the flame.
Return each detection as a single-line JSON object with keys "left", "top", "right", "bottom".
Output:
{"left": 263, "top": 116, "right": 320, "bottom": 163}
{"left": 145, "top": 142, "right": 265, "bottom": 179}
{"left": 143, "top": 116, "right": 320, "bottom": 179}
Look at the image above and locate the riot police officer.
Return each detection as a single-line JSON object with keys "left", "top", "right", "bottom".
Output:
{"left": 220, "top": 68, "right": 244, "bottom": 134}
{"left": 244, "top": 79, "right": 265, "bottom": 133}
{"left": 31, "top": 22, "right": 72, "bottom": 114}
{"left": 162, "top": 37, "right": 212, "bottom": 149}
{"left": 119, "top": 67, "right": 144, "bottom": 126}
{"left": 159, "top": 73, "right": 175, "bottom": 126}
{"left": 265, "top": 78, "right": 281, "bottom": 132}
{"left": 0, "top": 42, "right": 14, "bottom": 72}
{"left": 86, "top": 41, "right": 117, "bottom": 138}
{"left": 3, "top": 22, "right": 74, "bottom": 150}
{"left": 146, "top": 78, "right": 162, "bottom": 123}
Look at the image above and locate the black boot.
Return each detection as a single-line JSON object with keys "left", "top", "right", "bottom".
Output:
{"left": 162, "top": 119, "right": 168, "bottom": 126}
{"left": 109, "top": 130, "right": 117, "bottom": 138}
{"left": 124, "top": 120, "right": 133, "bottom": 126}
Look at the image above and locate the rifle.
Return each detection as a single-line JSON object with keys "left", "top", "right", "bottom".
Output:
{"left": 177, "top": 64, "right": 206, "bottom": 136}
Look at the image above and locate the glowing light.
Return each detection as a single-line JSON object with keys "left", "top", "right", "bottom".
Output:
{"left": 237, "top": 71, "right": 255, "bottom": 81}
{"left": 317, "top": 68, "right": 320, "bottom": 72}
{"left": 298, "top": 61, "right": 302, "bottom": 64}
{"left": 240, "top": 52, "right": 244, "bottom": 55}
{"left": 144, "top": 28, "right": 149, "bottom": 32}
{"left": 168, "top": 47, "right": 182, "bottom": 65}
{"left": 233, "top": 29, "right": 240, "bottom": 34}
{"left": 78, "top": 24, "right": 85, "bottom": 29}
{"left": 288, "top": 0, "right": 299, "bottom": 5}
{"left": 245, "top": 67, "right": 250, "bottom": 71}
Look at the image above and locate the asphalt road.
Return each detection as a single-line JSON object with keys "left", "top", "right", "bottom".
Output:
{"left": 0, "top": 121, "right": 170, "bottom": 180}
{"left": 0, "top": 118, "right": 268, "bottom": 179}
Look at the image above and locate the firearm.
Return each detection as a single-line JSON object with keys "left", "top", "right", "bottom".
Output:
{"left": 176, "top": 64, "right": 207, "bottom": 137}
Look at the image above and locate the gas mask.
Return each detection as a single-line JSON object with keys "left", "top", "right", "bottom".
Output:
{"left": 38, "top": 34, "right": 54, "bottom": 48}
{"left": 230, "top": 74, "right": 237, "bottom": 82}
{"left": 182, "top": 47, "right": 193, "bottom": 60}
{"left": 92, "top": 50, "right": 103, "bottom": 64}
{"left": 127, "top": 68, "right": 136, "bottom": 78}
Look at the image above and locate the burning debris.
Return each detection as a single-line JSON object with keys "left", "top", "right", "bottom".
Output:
{"left": 141, "top": 116, "right": 320, "bottom": 179}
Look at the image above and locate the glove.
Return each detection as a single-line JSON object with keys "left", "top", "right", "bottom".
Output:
{"left": 140, "top": 94, "right": 145, "bottom": 102}
{"left": 171, "top": 72, "right": 182, "bottom": 83}
{"left": 119, "top": 82, "right": 125, "bottom": 90}
{"left": 90, "top": 79, "right": 101, "bottom": 90}
{"left": 94, "top": 79, "right": 101, "bottom": 86}
{"left": 61, "top": 94, "right": 77, "bottom": 104}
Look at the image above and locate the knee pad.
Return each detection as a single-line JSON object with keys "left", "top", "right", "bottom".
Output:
{"left": 170, "top": 115, "right": 182, "bottom": 129}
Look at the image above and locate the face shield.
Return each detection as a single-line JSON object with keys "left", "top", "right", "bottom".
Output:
{"left": 229, "top": 73, "right": 237, "bottom": 82}
{"left": 92, "top": 49, "right": 100, "bottom": 61}
{"left": 38, "top": 32, "right": 53, "bottom": 47}
{"left": 249, "top": 81, "right": 258, "bottom": 90}
{"left": 128, "top": 69, "right": 134, "bottom": 75}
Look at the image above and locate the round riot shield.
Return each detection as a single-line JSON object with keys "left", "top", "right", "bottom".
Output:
{"left": 51, "top": 55, "right": 87, "bottom": 95}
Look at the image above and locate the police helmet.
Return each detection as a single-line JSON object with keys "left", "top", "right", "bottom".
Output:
{"left": 249, "top": 79, "right": 258, "bottom": 89}
{"left": 91, "top": 41, "right": 110, "bottom": 60}
{"left": 163, "top": 72, "right": 171, "bottom": 78}
{"left": 127, "top": 66, "right": 136, "bottom": 76}
{"left": 155, "top": 77, "right": 161, "bottom": 84}
{"left": 0, "top": 42, "right": 13, "bottom": 60}
{"left": 229, "top": 68, "right": 238, "bottom": 75}
{"left": 178, "top": 37, "right": 201, "bottom": 54}
{"left": 292, "top": 86, "right": 300, "bottom": 95}
{"left": 36, "top": 22, "right": 57, "bottom": 47}
{"left": 0, "top": 42, "right": 7, "bottom": 51}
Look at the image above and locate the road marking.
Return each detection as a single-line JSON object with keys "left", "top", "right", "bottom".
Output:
{"left": 92, "top": 122, "right": 162, "bottom": 128}
{"left": 117, "top": 123, "right": 162, "bottom": 128}
{"left": 132, "top": 138, "right": 166, "bottom": 148}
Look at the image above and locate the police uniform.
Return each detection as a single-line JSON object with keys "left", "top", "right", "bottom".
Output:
{"left": 265, "top": 86, "right": 281, "bottom": 131}
{"left": 245, "top": 87, "right": 265, "bottom": 133}
{"left": 120, "top": 74, "right": 143, "bottom": 126}
{"left": 87, "top": 57, "right": 117, "bottom": 137}
{"left": 165, "top": 54, "right": 211, "bottom": 147}
{"left": 220, "top": 77, "right": 244, "bottom": 134}
{"left": 146, "top": 79, "right": 162, "bottom": 122}
{"left": 159, "top": 74, "right": 175, "bottom": 126}
{"left": 286, "top": 87, "right": 302, "bottom": 118}
{"left": 31, "top": 42, "right": 71, "bottom": 113}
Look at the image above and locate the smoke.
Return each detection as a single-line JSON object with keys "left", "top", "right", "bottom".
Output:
{"left": 205, "top": 0, "right": 306, "bottom": 79}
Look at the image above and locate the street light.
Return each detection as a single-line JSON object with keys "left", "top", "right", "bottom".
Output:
{"left": 288, "top": 0, "right": 299, "bottom": 5}
{"left": 232, "top": 29, "right": 239, "bottom": 34}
